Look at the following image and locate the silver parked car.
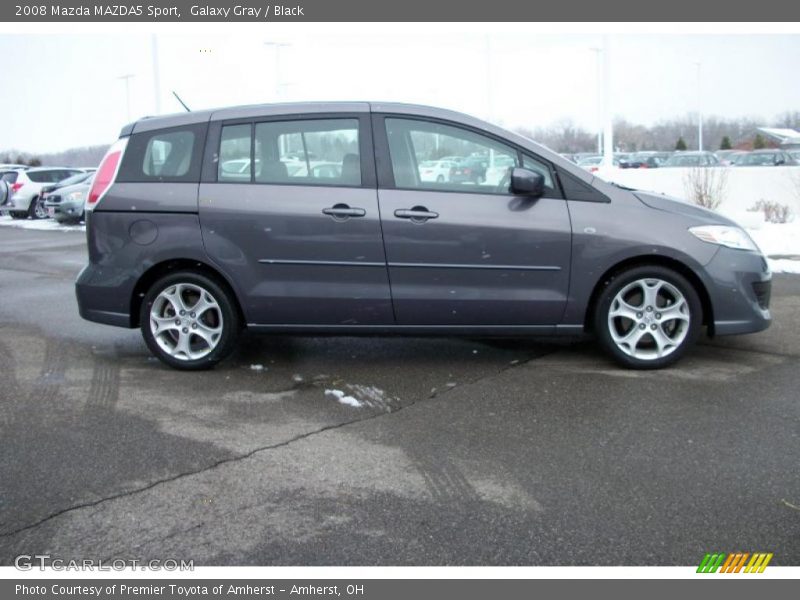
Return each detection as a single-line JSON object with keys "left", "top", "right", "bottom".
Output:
{"left": 76, "top": 102, "right": 771, "bottom": 371}
{"left": 44, "top": 173, "right": 94, "bottom": 224}
{"left": 0, "top": 167, "right": 83, "bottom": 219}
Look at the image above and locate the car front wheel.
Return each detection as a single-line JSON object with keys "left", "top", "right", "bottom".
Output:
{"left": 594, "top": 265, "right": 702, "bottom": 369}
{"left": 140, "top": 272, "right": 240, "bottom": 370}
{"left": 28, "top": 196, "right": 48, "bottom": 220}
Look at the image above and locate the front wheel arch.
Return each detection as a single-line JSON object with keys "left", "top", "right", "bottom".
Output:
{"left": 584, "top": 256, "right": 714, "bottom": 335}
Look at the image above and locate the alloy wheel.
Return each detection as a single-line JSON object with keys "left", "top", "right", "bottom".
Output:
{"left": 149, "top": 283, "right": 223, "bottom": 361}
{"left": 607, "top": 278, "right": 690, "bottom": 360}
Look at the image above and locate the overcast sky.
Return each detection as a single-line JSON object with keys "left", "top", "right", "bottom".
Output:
{"left": 1, "top": 31, "right": 798, "bottom": 153}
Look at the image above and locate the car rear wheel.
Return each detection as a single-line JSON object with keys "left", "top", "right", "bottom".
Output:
{"left": 594, "top": 265, "right": 702, "bottom": 369}
{"left": 140, "top": 271, "right": 240, "bottom": 370}
{"left": 28, "top": 196, "right": 48, "bottom": 220}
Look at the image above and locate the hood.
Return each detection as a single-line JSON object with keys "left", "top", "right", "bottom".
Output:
{"left": 633, "top": 191, "right": 739, "bottom": 227}
{"left": 53, "top": 182, "right": 90, "bottom": 196}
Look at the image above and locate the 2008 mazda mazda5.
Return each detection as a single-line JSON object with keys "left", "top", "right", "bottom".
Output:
{"left": 76, "top": 102, "right": 771, "bottom": 370}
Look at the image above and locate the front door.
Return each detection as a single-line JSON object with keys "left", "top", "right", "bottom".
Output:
{"left": 199, "top": 115, "right": 393, "bottom": 326}
{"left": 374, "top": 116, "right": 572, "bottom": 326}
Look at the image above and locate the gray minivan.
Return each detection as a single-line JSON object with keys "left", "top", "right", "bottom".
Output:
{"left": 76, "top": 102, "right": 771, "bottom": 370}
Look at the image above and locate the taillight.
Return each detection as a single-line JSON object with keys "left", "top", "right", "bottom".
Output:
{"left": 87, "top": 137, "right": 128, "bottom": 209}
{"left": 11, "top": 182, "right": 23, "bottom": 194}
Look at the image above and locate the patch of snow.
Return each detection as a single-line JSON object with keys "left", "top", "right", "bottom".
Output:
{"left": 249, "top": 364, "right": 265, "bottom": 371}
{"left": 291, "top": 373, "right": 304, "bottom": 383}
{"left": 324, "top": 388, "right": 362, "bottom": 408}
{"left": 0, "top": 215, "right": 84, "bottom": 232}
{"left": 767, "top": 258, "right": 800, "bottom": 274}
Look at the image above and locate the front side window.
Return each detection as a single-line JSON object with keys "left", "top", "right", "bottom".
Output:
{"left": 385, "top": 118, "right": 520, "bottom": 194}
{"left": 252, "top": 119, "right": 361, "bottom": 186}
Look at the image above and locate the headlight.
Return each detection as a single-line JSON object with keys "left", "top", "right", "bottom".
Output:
{"left": 66, "top": 191, "right": 85, "bottom": 203}
{"left": 689, "top": 225, "right": 759, "bottom": 252}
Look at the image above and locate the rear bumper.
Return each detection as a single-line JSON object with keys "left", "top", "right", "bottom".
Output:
{"left": 75, "top": 264, "right": 135, "bottom": 328}
{"left": 705, "top": 247, "right": 772, "bottom": 336}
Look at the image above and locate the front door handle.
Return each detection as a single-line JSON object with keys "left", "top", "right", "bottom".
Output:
{"left": 322, "top": 203, "right": 366, "bottom": 220}
{"left": 394, "top": 206, "right": 439, "bottom": 223}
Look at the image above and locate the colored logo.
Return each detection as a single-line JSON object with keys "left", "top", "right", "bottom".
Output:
{"left": 697, "top": 552, "right": 773, "bottom": 573}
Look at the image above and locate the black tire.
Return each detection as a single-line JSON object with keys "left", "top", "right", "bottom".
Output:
{"left": 593, "top": 265, "right": 703, "bottom": 369}
{"left": 28, "top": 195, "right": 47, "bottom": 220}
{"left": 140, "top": 271, "right": 241, "bottom": 370}
{"left": 10, "top": 211, "right": 27, "bottom": 219}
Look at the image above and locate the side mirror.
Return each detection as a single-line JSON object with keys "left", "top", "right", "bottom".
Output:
{"left": 510, "top": 167, "right": 545, "bottom": 197}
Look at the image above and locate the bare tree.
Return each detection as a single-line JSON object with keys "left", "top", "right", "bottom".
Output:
{"left": 683, "top": 167, "right": 729, "bottom": 210}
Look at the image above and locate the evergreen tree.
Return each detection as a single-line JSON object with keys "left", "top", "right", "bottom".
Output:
{"left": 675, "top": 136, "right": 687, "bottom": 151}
{"left": 753, "top": 134, "right": 766, "bottom": 149}
{"left": 720, "top": 136, "right": 732, "bottom": 150}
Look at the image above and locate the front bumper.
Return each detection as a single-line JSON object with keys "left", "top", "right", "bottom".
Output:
{"left": 704, "top": 246, "right": 771, "bottom": 335}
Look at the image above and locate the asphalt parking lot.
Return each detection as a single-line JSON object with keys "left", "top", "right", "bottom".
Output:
{"left": 0, "top": 224, "right": 798, "bottom": 566}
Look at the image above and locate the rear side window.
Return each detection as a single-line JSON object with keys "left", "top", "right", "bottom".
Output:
{"left": 117, "top": 122, "right": 207, "bottom": 183}
{"left": 250, "top": 119, "right": 361, "bottom": 186}
{"left": 27, "top": 170, "right": 65, "bottom": 183}
{"left": 1, "top": 172, "right": 18, "bottom": 183}
{"left": 218, "top": 124, "right": 252, "bottom": 182}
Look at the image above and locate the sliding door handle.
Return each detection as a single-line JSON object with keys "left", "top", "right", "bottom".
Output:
{"left": 394, "top": 206, "right": 439, "bottom": 223}
{"left": 322, "top": 203, "right": 366, "bottom": 220}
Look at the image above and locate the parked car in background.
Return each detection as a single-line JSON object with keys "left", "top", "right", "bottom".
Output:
{"left": 715, "top": 150, "right": 740, "bottom": 165}
{"left": 788, "top": 150, "right": 800, "bottom": 163}
{"left": 620, "top": 152, "right": 671, "bottom": 169}
{"left": 732, "top": 149, "right": 798, "bottom": 167}
{"left": 44, "top": 173, "right": 94, "bottom": 224}
{"left": 450, "top": 155, "right": 489, "bottom": 184}
{"left": 577, "top": 155, "right": 620, "bottom": 172}
{"left": 418, "top": 159, "right": 457, "bottom": 183}
{"left": 0, "top": 167, "right": 83, "bottom": 219}
{"left": 39, "top": 171, "right": 94, "bottom": 205}
{"left": 77, "top": 102, "right": 771, "bottom": 371}
{"left": 0, "top": 163, "right": 29, "bottom": 171}
{"left": 662, "top": 151, "right": 720, "bottom": 167}
{"left": 716, "top": 150, "right": 747, "bottom": 166}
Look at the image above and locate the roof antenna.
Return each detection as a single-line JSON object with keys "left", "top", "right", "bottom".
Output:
{"left": 172, "top": 91, "right": 191, "bottom": 112}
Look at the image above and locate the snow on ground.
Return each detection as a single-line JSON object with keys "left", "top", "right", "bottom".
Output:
{"left": 745, "top": 221, "right": 800, "bottom": 274}
{"left": 324, "top": 389, "right": 362, "bottom": 408}
{"left": 0, "top": 215, "right": 84, "bottom": 232}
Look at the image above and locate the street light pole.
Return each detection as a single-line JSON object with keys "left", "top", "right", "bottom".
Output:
{"left": 151, "top": 35, "right": 162, "bottom": 115}
{"left": 590, "top": 47, "right": 602, "bottom": 155}
{"left": 264, "top": 41, "right": 291, "bottom": 101}
{"left": 694, "top": 61, "right": 703, "bottom": 151}
{"left": 117, "top": 74, "right": 135, "bottom": 122}
{"left": 601, "top": 36, "right": 614, "bottom": 168}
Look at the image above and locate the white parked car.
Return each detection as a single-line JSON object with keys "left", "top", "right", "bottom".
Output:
{"left": 0, "top": 167, "right": 83, "bottom": 219}
{"left": 418, "top": 160, "right": 457, "bottom": 183}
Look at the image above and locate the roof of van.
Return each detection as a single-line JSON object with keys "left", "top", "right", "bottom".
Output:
{"left": 120, "top": 101, "right": 593, "bottom": 185}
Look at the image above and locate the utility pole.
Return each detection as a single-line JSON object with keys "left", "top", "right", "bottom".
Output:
{"left": 694, "top": 61, "right": 703, "bottom": 151}
{"left": 485, "top": 35, "right": 494, "bottom": 123}
{"left": 590, "top": 46, "right": 603, "bottom": 155}
{"left": 117, "top": 74, "right": 135, "bottom": 122}
{"left": 601, "top": 36, "right": 614, "bottom": 168}
{"left": 264, "top": 41, "right": 291, "bottom": 100}
{"left": 151, "top": 35, "right": 162, "bottom": 115}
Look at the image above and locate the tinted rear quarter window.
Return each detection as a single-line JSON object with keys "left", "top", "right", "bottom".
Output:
{"left": 117, "top": 122, "right": 208, "bottom": 183}
{"left": 1, "top": 172, "right": 18, "bottom": 184}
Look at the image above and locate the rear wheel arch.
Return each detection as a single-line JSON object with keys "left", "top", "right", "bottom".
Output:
{"left": 583, "top": 255, "right": 714, "bottom": 335}
{"left": 131, "top": 259, "right": 245, "bottom": 328}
